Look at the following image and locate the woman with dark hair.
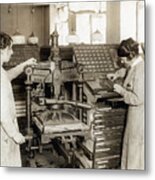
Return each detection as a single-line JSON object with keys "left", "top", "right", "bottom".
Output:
{"left": 0, "top": 32, "right": 37, "bottom": 167}
{"left": 107, "top": 38, "right": 144, "bottom": 170}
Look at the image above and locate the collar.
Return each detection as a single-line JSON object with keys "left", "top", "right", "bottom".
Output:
{"left": 130, "top": 56, "right": 143, "bottom": 68}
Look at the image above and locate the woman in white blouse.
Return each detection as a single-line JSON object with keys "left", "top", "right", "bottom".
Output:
{"left": 0, "top": 32, "right": 37, "bottom": 167}
{"left": 107, "top": 38, "right": 144, "bottom": 170}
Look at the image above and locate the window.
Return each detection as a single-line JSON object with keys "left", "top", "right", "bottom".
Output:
{"left": 120, "top": 1, "right": 137, "bottom": 40}
{"left": 120, "top": 0, "right": 145, "bottom": 43}
{"left": 76, "top": 13, "right": 91, "bottom": 44}
{"left": 49, "top": 2, "right": 107, "bottom": 45}
{"left": 74, "top": 2, "right": 107, "bottom": 44}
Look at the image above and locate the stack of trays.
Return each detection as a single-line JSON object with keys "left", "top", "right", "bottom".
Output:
{"left": 78, "top": 108, "right": 127, "bottom": 169}
{"left": 93, "top": 108, "right": 126, "bottom": 169}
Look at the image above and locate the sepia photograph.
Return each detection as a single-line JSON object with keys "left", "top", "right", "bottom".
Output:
{"left": 0, "top": 0, "right": 145, "bottom": 170}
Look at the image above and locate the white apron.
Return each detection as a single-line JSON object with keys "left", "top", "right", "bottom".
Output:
{"left": 0, "top": 67, "right": 22, "bottom": 167}
{"left": 121, "top": 56, "right": 144, "bottom": 170}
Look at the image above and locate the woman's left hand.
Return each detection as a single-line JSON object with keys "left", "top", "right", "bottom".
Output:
{"left": 113, "top": 84, "right": 124, "bottom": 95}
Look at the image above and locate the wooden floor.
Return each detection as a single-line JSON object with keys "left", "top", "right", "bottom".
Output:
{"left": 21, "top": 144, "right": 68, "bottom": 168}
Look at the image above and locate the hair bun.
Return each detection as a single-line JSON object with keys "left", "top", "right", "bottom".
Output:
{"left": 0, "top": 32, "right": 12, "bottom": 49}
{"left": 117, "top": 38, "right": 139, "bottom": 58}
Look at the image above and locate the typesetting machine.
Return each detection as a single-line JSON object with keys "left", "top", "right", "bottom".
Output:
{"left": 24, "top": 29, "right": 127, "bottom": 169}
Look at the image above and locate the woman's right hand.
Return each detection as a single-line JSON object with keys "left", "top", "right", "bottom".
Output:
{"left": 23, "top": 57, "right": 37, "bottom": 67}
{"left": 107, "top": 73, "right": 117, "bottom": 81}
{"left": 13, "top": 133, "right": 26, "bottom": 144}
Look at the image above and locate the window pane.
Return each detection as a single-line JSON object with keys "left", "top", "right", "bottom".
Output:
{"left": 57, "top": 22, "right": 68, "bottom": 45}
{"left": 76, "top": 14, "right": 91, "bottom": 44}
{"left": 120, "top": 1, "right": 137, "bottom": 40}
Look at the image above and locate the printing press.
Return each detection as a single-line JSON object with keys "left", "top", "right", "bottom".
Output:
{"left": 24, "top": 29, "right": 127, "bottom": 169}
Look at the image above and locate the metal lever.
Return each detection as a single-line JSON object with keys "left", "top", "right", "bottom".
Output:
{"left": 45, "top": 98, "right": 93, "bottom": 109}
{"left": 25, "top": 135, "right": 33, "bottom": 141}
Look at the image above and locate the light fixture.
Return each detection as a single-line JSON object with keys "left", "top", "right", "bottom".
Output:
{"left": 8, "top": 4, "right": 12, "bottom": 14}
{"left": 28, "top": 5, "right": 39, "bottom": 45}
{"left": 92, "top": 29, "right": 103, "bottom": 43}
{"left": 12, "top": 4, "right": 26, "bottom": 45}
{"left": 66, "top": 31, "right": 79, "bottom": 45}
{"left": 91, "top": 2, "right": 104, "bottom": 44}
